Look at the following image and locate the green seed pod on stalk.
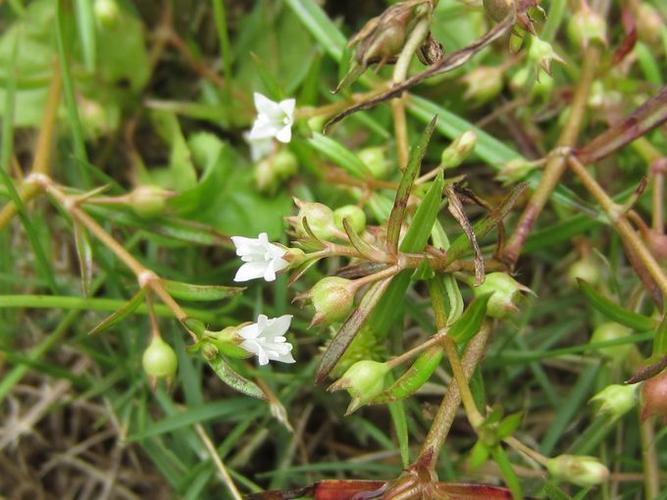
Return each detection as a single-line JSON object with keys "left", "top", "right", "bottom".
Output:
{"left": 473, "top": 273, "right": 531, "bottom": 318}
{"left": 307, "top": 277, "right": 356, "bottom": 326}
{"left": 358, "top": 146, "right": 390, "bottom": 178}
{"left": 328, "top": 360, "right": 390, "bottom": 415}
{"left": 293, "top": 200, "right": 337, "bottom": 241}
{"left": 334, "top": 205, "right": 366, "bottom": 234}
{"left": 142, "top": 336, "right": 178, "bottom": 380}
{"left": 546, "top": 455, "right": 609, "bottom": 487}
{"left": 129, "top": 186, "right": 171, "bottom": 218}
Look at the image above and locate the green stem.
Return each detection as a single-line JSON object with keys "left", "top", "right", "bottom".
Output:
{"left": 640, "top": 416, "right": 659, "bottom": 499}
{"left": 0, "top": 295, "right": 217, "bottom": 322}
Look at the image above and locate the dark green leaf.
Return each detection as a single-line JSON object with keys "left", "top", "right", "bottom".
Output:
{"left": 578, "top": 280, "right": 656, "bottom": 331}
{"left": 386, "top": 117, "right": 437, "bottom": 254}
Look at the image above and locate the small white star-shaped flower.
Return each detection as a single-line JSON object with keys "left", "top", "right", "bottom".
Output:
{"left": 231, "top": 232, "right": 288, "bottom": 282}
{"left": 239, "top": 314, "right": 295, "bottom": 366}
{"left": 243, "top": 131, "right": 274, "bottom": 162}
{"left": 248, "top": 92, "right": 295, "bottom": 144}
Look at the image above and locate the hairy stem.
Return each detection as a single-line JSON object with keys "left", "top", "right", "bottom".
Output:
{"left": 502, "top": 44, "right": 600, "bottom": 265}
{"left": 416, "top": 322, "right": 491, "bottom": 471}
{"left": 568, "top": 155, "right": 667, "bottom": 296}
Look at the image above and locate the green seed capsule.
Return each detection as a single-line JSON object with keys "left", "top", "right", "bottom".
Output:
{"left": 129, "top": 186, "right": 169, "bottom": 218}
{"left": 142, "top": 336, "right": 178, "bottom": 378}
{"left": 334, "top": 205, "right": 366, "bottom": 234}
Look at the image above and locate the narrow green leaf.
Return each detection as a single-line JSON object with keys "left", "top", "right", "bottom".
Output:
{"left": 578, "top": 280, "right": 656, "bottom": 331}
{"left": 162, "top": 280, "right": 244, "bottom": 302}
{"left": 387, "top": 398, "right": 410, "bottom": 467}
{"left": 387, "top": 117, "right": 437, "bottom": 253}
{"left": 399, "top": 170, "right": 444, "bottom": 253}
{"left": 408, "top": 96, "right": 519, "bottom": 165}
{"left": 55, "top": 0, "right": 90, "bottom": 185}
{"left": 491, "top": 445, "right": 523, "bottom": 500}
{"left": 88, "top": 288, "right": 145, "bottom": 335}
{"left": 449, "top": 294, "right": 491, "bottom": 345}
{"left": 497, "top": 412, "right": 523, "bottom": 439}
{"left": 373, "top": 295, "right": 490, "bottom": 403}
{"left": 283, "top": 0, "right": 346, "bottom": 61}
{"left": 73, "top": 221, "right": 93, "bottom": 296}
{"left": 206, "top": 353, "right": 266, "bottom": 400}
{"left": 308, "top": 133, "right": 372, "bottom": 178}
{"left": 74, "top": 0, "right": 96, "bottom": 72}
{"left": 128, "top": 398, "right": 258, "bottom": 441}
{"left": 373, "top": 346, "right": 443, "bottom": 404}
{"left": 653, "top": 315, "right": 667, "bottom": 357}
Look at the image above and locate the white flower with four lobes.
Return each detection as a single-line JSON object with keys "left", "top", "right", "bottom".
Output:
{"left": 239, "top": 314, "right": 295, "bottom": 366}
{"left": 231, "top": 232, "right": 288, "bottom": 282}
{"left": 248, "top": 92, "right": 295, "bottom": 144}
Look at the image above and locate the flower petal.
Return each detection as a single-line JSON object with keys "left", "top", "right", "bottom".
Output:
{"left": 275, "top": 125, "right": 292, "bottom": 144}
{"left": 234, "top": 261, "right": 267, "bottom": 282}
{"left": 278, "top": 98, "right": 296, "bottom": 119}
{"left": 254, "top": 92, "right": 279, "bottom": 114}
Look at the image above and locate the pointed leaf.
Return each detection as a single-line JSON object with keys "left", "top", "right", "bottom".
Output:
{"left": 399, "top": 170, "right": 444, "bottom": 253}
{"left": 308, "top": 133, "right": 372, "bottom": 178}
{"left": 161, "top": 280, "right": 244, "bottom": 302}
{"left": 205, "top": 353, "right": 266, "bottom": 400}
{"left": 89, "top": 288, "right": 145, "bottom": 335}
{"left": 449, "top": 293, "right": 491, "bottom": 345}
{"left": 387, "top": 117, "right": 437, "bottom": 254}
{"left": 372, "top": 294, "right": 491, "bottom": 403}
{"left": 578, "top": 279, "right": 656, "bottom": 331}
{"left": 73, "top": 221, "right": 93, "bottom": 296}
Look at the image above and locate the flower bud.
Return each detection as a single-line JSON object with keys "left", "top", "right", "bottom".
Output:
{"left": 640, "top": 371, "right": 667, "bottom": 423}
{"left": 254, "top": 150, "right": 298, "bottom": 194}
{"left": 636, "top": 4, "right": 663, "bottom": 46}
{"left": 94, "top": 0, "right": 120, "bottom": 28}
{"left": 590, "top": 384, "right": 637, "bottom": 419}
{"left": 589, "top": 322, "right": 634, "bottom": 364}
{"left": 528, "top": 36, "right": 565, "bottom": 74}
{"left": 334, "top": 205, "right": 366, "bottom": 234}
{"left": 350, "top": 3, "right": 414, "bottom": 67}
{"left": 440, "top": 131, "right": 478, "bottom": 169}
{"left": 129, "top": 186, "right": 170, "bottom": 218}
{"left": 328, "top": 360, "right": 390, "bottom": 414}
{"left": 358, "top": 146, "right": 390, "bottom": 178}
{"left": 567, "top": 3, "right": 607, "bottom": 48}
{"left": 546, "top": 455, "right": 609, "bottom": 487}
{"left": 142, "top": 336, "right": 178, "bottom": 379}
{"left": 474, "top": 272, "right": 531, "bottom": 318}
{"left": 567, "top": 256, "right": 601, "bottom": 286}
{"left": 509, "top": 66, "right": 554, "bottom": 100}
{"left": 204, "top": 326, "right": 250, "bottom": 359}
{"left": 308, "top": 277, "right": 356, "bottom": 326}
{"left": 294, "top": 200, "right": 337, "bottom": 240}
{"left": 461, "top": 67, "right": 503, "bottom": 106}
{"left": 496, "top": 158, "right": 538, "bottom": 185}
{"left": 482, "top": 0, "right": 513, "bottom": 22}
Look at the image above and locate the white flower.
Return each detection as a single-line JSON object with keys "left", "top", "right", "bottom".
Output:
{"left": 231, "top": 232, "right": 288, "bottom": 282}
{"left": 248, "top": 92, "right": 295, "bottom": 144}
{"left": 239, "top": 314, "right": 295, "bottom": 365}
{"left": 243, "top": 131, "right": 274, "bottom": 162}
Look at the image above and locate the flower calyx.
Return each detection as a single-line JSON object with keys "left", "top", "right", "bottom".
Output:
{"left": 328, "top": 360, "right": 391, "bottom": 415}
